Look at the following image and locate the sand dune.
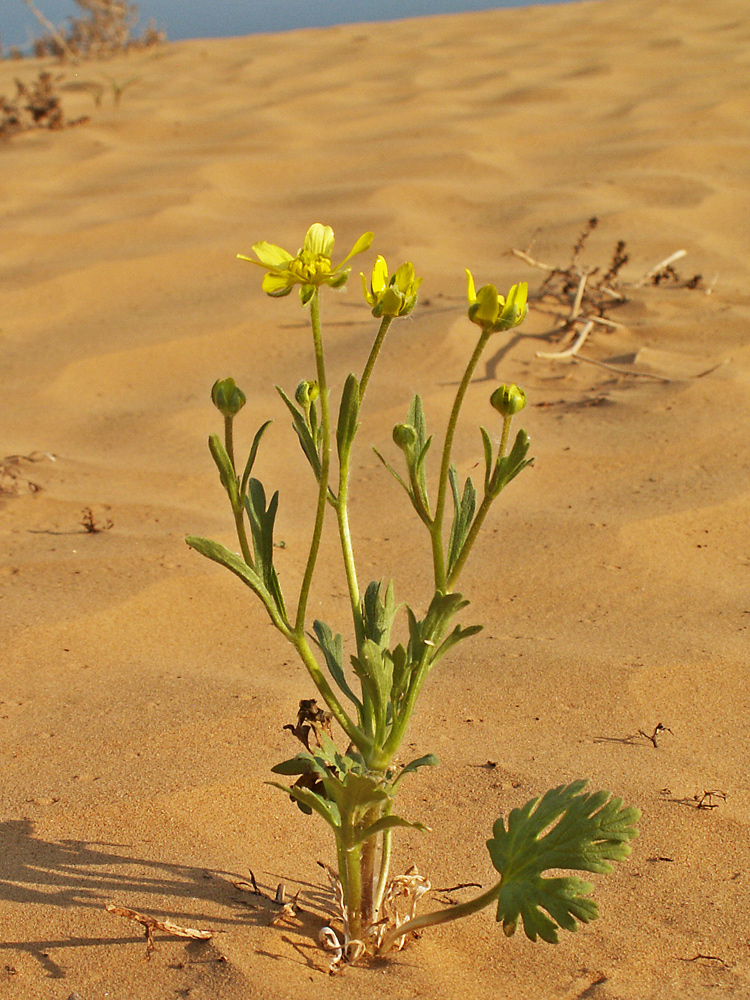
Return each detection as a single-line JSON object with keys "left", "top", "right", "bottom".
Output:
{"left": 2, "top": 0, "right": 750, "bottom": 996}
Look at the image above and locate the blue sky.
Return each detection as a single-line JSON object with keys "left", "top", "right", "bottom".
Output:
{"left": 2, "top": 0, "right": 574, "bottom": 51}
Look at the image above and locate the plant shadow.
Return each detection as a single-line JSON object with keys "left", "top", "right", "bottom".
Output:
{"left": 0, "top": 818, "right": 331, "bottom": 977}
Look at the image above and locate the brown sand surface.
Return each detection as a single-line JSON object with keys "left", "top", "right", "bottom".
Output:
{"left": 2, "top": 0, "right": 750, "bottom": 996}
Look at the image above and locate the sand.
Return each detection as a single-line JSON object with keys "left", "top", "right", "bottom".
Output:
{"left": 1, "top": 0, "right": 749, "bottom": 996}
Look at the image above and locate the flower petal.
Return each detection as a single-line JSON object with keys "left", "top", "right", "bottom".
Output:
{"left": 303, "top": 224, "right": 335, "bottom": 259}
{"left": 336, "top": 231, "right": 375, "bottom": 269}
{"left": 262, "top": 272, "right": 294, "bottom": 296}
{"left": 252, "top": 241, "right": 294, "bottom": 268}
{"left": 465, "top": 268, "right": 477, "bottom": 303}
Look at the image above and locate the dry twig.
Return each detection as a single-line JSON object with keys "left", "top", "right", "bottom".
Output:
{"left": 105, "top": 903, "right": 212, "bottom": 959}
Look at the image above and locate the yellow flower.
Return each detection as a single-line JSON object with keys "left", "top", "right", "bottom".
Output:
{"left": 465, "top": 270, "right": 528, "bottom": 332}
{"left": 238, "top": 223, "right": 374, "bottom": 304}
{"left": 361, "top": 256, "right": 422, "bottom": 317}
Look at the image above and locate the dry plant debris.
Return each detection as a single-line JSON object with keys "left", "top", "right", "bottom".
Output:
{"left": 0, "top": 451, "right": 53, "bottom": 495}
{"left": 510, "top": 218, "right": 709, "bottom": 370}
{"left": 19, "top": 0, "right": 165, "bottom": 60}
{"left": 0, "top": 71, "right": 88, "bottom": 138}
{"left": 694, "top": 789, "right": 727, "bottom": 810}
{"left": 104, "top": 903, "right": 212, "bottom": 959}
{"left": 80, "top": 505, "right": 113, "bottom": 533}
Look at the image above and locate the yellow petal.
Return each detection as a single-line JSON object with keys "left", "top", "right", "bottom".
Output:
{"left": 337, "top": 231, "right": 375, "bottom": 269}
{"left": 372, "top": 256, "right": 388, "bottom": 294}
{"left": 303, "top": 224, "right": 335, "bottom": 258}
{"left": 465, "top": 268, "right": 477, "bottom": 303}
{"left": 251, "top": 241, "right": 294, "bottom": 268}
{"left": 262, "top": 272, "right": 293, "bottom": 296}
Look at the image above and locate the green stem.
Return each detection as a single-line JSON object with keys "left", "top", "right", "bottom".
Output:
{"left": 295, "top": 290, "right": 330, "bottom": 633}
{"left": 446, "top": 412, "right": 513, "bottom": 590}
{"left": 378, "top": 878, "right": 502, "bottom": 954}
{"left": 224, "top": 414, "right": 253, "bottom": 566}
{"left": 342, "top": 835, "right": 364, "bottom": 941}
{"left": 446, "top": 493, "right": 492, "bottom": 590}
{"left": 336, "top": 443, "right": 363, "bottom": 649}
{"left": 359, "top": 315, "right": 393, "bottom": 401}
{"left": 431, "top": 329, "right": 492, "bottom": 592}
{"left": 373, "top": 812, "right": 393, "bottom": 918}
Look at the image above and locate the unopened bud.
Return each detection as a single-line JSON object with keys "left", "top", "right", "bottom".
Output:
{"left": 392, "top": 423, "right": 417, "bottom": 450}
{"left": 295, "top": 379, "right": 319, "bottom": 409}
{"left": 211, "top": 378, "right": 246, "bottom": 417}
{"left": 490, "top": 383, "right": 527, "bottom": 416}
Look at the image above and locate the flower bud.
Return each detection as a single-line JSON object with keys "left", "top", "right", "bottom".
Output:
{"left": 211, "top": 378, "right": 246, "bottom": 417}
{"left": 392, "top": 423, "right": 417, "bottom": 450}
{"left": 490, "top": 383, "right": 527, "bottom": 416}
{"left": 466, "top": 271, "right": 528, "bottom": 332}
{"left": 361, "top": 257, "right": 422, "bottom": 318}
{"left": 295, "top": 379, "right": 320, "bottom": 409}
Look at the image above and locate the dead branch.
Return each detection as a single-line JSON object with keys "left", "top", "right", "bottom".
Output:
{"left": 633, "top": 249, "right": 687, "bottom": 287}
{"left": 105, "top": 903, "right": 212, "bottom": 959}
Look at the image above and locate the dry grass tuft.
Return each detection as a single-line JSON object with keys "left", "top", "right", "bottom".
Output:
{"left": 0, "top": 71, "right": 88, "bottom": 138}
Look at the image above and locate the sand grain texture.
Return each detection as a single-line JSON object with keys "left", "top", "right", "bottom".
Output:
{"left": 2, "top": 0, "right": 750, "bottom": 996}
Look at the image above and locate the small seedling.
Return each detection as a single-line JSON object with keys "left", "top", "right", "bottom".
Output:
{"left": 187, "top": 223, "right": 640, "bottom": 966}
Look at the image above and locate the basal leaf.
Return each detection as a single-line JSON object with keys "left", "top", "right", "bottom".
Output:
{"left": 487, "top": 780, "right": 640, "bottom": 943}
{"left": 353, "top": 813, "right": 430, "bottom": 846}
{"left": 267, "top": 780, "right": 341, "bottom": 829}
{"left": 392, "top": 753, "right": 439, "bottom": 786}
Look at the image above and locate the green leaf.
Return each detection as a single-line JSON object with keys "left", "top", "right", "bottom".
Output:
{"left": 392, "top": 753, "right": 439, "bottom": 786}
{"left": 447, "top": 466, "right": 477, "bottom": 578}
{"left": 432, "top": 622, "right": 482, "bottom": 665}
{"left": 490, "top": 429, "right": 533, "bottom": 497}
{"left": 267, "top": 780, "right": 341, "bottom": 829}
{"left": 361, "top": 580, "right": 397, "bottom": 649}
{"left": 276, "top": 385, "right": 322, "bottom": 480}
{"left": 373, "top": 446, "right": 410, "bottom": 495}
{"left": 208, "top": 433, "right": 239, "bottom": 509}
{"left": 244, "top": 479, "right": 287, "bottom": 618}
{"left": 480, "top": 425, "right": 494, "bottom": 492}
{"left": 270, "top": 753, "right": 326, "bottom": 778}
{"left": 312, "top": 620, "right": 362, "bottom": 710}
{"left": 336, "top": 372, "right": 360, "bottom": 460}
{"left": 240, "top": 419, "right": 273, "bottom": 499}
{"left": 185, "top": 535, "right": 287, "bottom": 631}
{"left": 321, "top": 771, "right": 390, "bottom": 818}
{"left": 487, "top": 780, "right": 640, "bottom": 943}
{"left": 353, "top": 813, "right": 430, "bottom": 845}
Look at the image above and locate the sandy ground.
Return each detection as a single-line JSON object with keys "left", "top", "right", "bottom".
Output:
{"left": 1, "top": 0, "right": 750, "bottom": 996}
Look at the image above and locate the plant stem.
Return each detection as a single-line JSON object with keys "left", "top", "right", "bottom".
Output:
{"left": 373, "top": 816, "right": 393, "bottom": 917}
{"left": 293, "top": 633, "right": 366, "bottom": 750}
{"left": 224, "top": 414, "right": 253, "bottom": 566}
{"left": 378, "top": 878, "right": 502, "bottom": 954}
{"left": 336, "top": 437, "right": 363, "bottom": 649}
{"left": 431, "top": 329, "right": 492, "bottom": 592}
{"left": 288, "top": 289, "right": 366, "bottom": 752}
{"left": 446, "top": 413, "right": 513, "bottom": 589}
{"left": 359, "top": 315, "right": 393, "bottom": 401}
{"left": 295, "top": 290, "right": 330, "bottom": 633}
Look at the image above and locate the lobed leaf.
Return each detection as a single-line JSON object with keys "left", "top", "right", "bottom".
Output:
{"left": 487, "top": 780, "right": 640, "bottom": 943}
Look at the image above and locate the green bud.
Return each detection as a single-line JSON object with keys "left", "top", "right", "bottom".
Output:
{"left": 490, "top": 383, "right": 527, "bottom": 416}
{"left": 211, "top": 378, "right": 246, "bottom": 417}
{"left": 392, "top": 423, "right": 417, "bottom": 450}
{"left": 295, "top": 380, "right": 320, "bottom": 409}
